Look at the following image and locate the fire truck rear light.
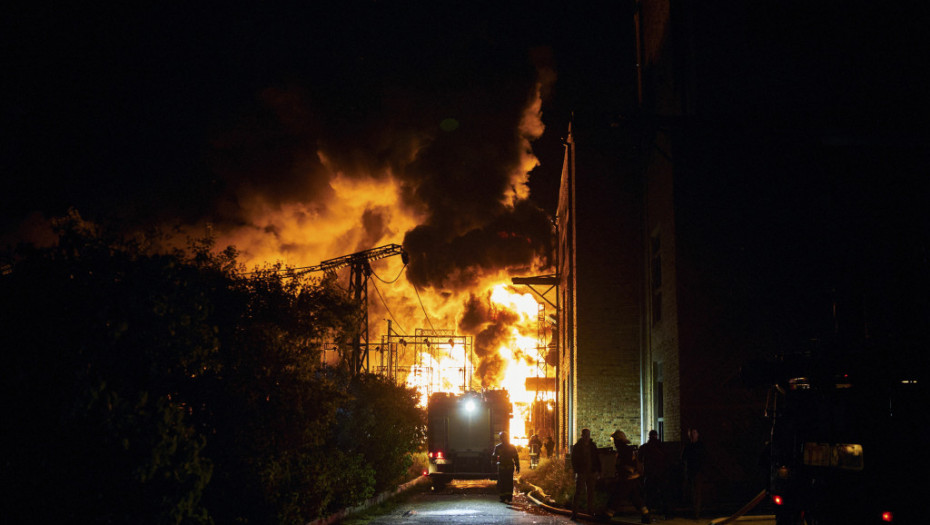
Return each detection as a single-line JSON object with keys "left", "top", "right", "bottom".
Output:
{"left": 428, "top": 452, "right": 433, "bottom": 458}
{"left": 422, "top": 470, "right": 428, "bottom": 476}
{"left": 882, "top": 511, "right": 893, "bottom": 522}
{"left": 437, "top": 451, "right": 444, "bottom": 459}
{"left": 772, "top": 494, "right": 784, "bottom": 506}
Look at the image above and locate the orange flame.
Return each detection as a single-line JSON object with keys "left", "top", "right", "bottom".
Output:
{"left": 198, "top": 80, "right": 553, "bottom": 447}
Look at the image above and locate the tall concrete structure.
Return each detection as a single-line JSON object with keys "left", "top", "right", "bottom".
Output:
{"left": 553, "top": 0, "right": 765, "bottom": 501}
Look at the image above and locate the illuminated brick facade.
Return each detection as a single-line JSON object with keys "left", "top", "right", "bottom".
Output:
{"left": 556, "top": 119, "right": 647, "bottom": 451}
{"left": 555, "top": 0, "right": 686, "bottom": 452}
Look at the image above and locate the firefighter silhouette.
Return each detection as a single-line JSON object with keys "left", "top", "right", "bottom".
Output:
{"left": 528, "top": 431, "right": 542, "bottom": 469}
{"left": 492, "top": 431, "right": 520, "bottom": 503}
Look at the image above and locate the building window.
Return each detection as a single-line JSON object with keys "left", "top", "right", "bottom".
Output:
{"left": 651, "top": 234, "right": 662, "bottom": 324}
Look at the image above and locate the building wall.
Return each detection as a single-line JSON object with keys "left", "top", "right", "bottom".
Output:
{"left": 557, "top": 117, "right": 644, "bottom": 449}
{"left": 638, "top": 0, "right": 777, "bottom": 503}
{"left": 551, "top": 0, "right": 915, "bottom": 506}
{"left": 638, "top": 0, "right": 686, "bottom": 446}
{"left": 643, "top": 134, "right": 680, "bottom": 444}
{"left": 556, "top": 125, "right": 575, "bottom": 454}
{"left": 553, "top": 0, "right": 687, "bottom": 454}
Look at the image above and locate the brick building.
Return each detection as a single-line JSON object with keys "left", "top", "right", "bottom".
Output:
{"left": 554, "top": 0, "right": 929, "bottom": 509}
{"left": 555, "top": 0, "right": 686, "bottom": 455}
{"left": 556, "top": 117, "right": 645, "bottom": 452}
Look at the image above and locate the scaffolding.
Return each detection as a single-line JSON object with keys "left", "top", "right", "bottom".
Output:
{"left": 372, "top": 324, "right": 474, "bottom": 398}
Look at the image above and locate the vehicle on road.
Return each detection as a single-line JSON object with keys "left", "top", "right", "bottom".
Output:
{"left": 755, "top": 350, "right": 923, "bottom": 524}
{"left": 426, "top": 390, "right": 511, "bottom": 488}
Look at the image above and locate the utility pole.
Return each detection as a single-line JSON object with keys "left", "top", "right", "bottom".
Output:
{"left": 301, "top": 244, "right": 407, "bottom": 376}
{"left": 347, "top": 258, "right": 370, "bottom": 374}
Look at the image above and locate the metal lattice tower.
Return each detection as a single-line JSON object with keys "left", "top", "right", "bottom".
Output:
{"left": 347, "top": 259, "right": 371, "bottom": 374}
{"left": 299, "top": 243, "right": 407, "bottom": 375}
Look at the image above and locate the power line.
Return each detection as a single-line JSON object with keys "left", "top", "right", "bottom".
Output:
{"left": 370, "top": 277, "right": 406, "bottom": 334}
{"left": 409, "top": 273, "right": 436, "bottom": 332}
{"left": 371, "top": 262, "right": 407, "bottom": 284}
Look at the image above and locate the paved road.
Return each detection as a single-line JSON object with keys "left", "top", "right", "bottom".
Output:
{"left": 341, "top": 479, "right": 575, "bottom": 524}
{"left": 339, "top": 479, "right": 774, "bottom": 525}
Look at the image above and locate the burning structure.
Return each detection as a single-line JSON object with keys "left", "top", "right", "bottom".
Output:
{"left": 300, "top": 240, "right": 556, "bottom": 447}
{"left": 9, "top": 4, "right": 925, "bottom": 510}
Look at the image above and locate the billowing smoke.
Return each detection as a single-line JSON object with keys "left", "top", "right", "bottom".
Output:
{"left": 404, "top": 199, "right": 553, "bottom": 290}
{"left": 199, "top": 45, "right": 556, "bottom": 287}
{"left": 4, "top": 6, "right": 560, "bottom": 391}
{"left": 458, "top": 291, "right": 522, "bottom": 387}
{"left": 5, "top": 5, "right": 560, "bottom": 291}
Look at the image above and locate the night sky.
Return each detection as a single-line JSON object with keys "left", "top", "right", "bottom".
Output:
{"left": 4, "top": 2, "right": 929, "bottom": 300}
{"left": 3, "top": 3, "right": 622, "bottom": 240}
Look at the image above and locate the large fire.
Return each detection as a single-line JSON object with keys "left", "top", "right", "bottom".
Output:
{"left": 212, "top": 174, "right": 556, "bottom": 445}
{"left": 397, "top": 283, "right": 554, "bottom": 446}
{"left": 201, "top": 78, "right": 554, "bottom": 447}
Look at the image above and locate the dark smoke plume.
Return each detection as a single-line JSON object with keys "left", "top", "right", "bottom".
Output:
{"left": 404, "top": 199, "right": 553, "bottom": 289}
{"left": 3, "top": 3, "right": 558, "bottom": 287}
{"left": 458, "top": 292, "right": 522, "bottom": 387}
{"left": 203, "top": 27, "right": 554, "bottom": 287}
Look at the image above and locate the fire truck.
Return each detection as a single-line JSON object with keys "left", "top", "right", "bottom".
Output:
{"left": 426, "top": 390, "right": 511, "bottom": 487}
{"left": 754, "top": 350, "right": 923, "bottom": 524}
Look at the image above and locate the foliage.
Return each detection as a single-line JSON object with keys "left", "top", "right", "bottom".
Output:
{"left": 0, "top": 210, "right": 427, "bottom": 524}
{"left": 196, "top": 263, "right": 359, "bottom": 523}
{"left": 519, "top": 458, "right": 577, "bottom": 507}
{"left": 338, "top": 374, "right": 426, "bottom": 493}
{"left": 1, "top": 210, "right": 215, "bottom": 524}
{"left": 404, "top": 451, "right": 429, "bottom": 482}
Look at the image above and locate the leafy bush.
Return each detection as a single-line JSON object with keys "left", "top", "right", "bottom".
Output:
{"left": 1, "top": 212, "right": 427, "bottom": 524}
{"left": 519, "top": 458, "right": 576, "bottom": 506}
{"left": 337, "top": 374, "right": 426, "bottom": 493}
{"left": 405, "top": 452, "right": 429, "bottom": 482}
{"left": 1, "top": 211, "right": 216, "bottom": 524}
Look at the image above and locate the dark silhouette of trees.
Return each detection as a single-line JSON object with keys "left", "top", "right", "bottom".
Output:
{"left": 338, "top": 374, "right": 426, "bottom": 493}
{"left": 1, "top": 210, "right": 425, "bottom": 524}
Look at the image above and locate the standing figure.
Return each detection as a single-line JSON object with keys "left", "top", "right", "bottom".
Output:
{"left": 609, "top": 430, "right": 652, "bottom": 524}
{"left": 544, "top": 435, "right": 555, "bottom": 458}
{"left": 570, "top": 428, "right": 601, "bottom": 520}
{"left": 637, "top": 430, "right": 668, "bottom": 518}
{"left": 528, "top": 431, "right": 543, "bottom": 469}
{"left": 681, "top": 428, "right": 706, "bottom": 519}
{"left": 492, "top": 431, "right": 520, "bottom": 503}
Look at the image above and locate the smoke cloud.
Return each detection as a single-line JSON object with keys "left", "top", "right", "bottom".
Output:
{"left": 4, "top": 5, "right": 561, "bottom": 390}
{"left": 197, "top": 39, "right": 556, "bottom": 286}
{"left": 458, "top": 291, "right": 522, "bottom": 387}
{"left": 404, "top": 199, "right": 553, "bottom": 290}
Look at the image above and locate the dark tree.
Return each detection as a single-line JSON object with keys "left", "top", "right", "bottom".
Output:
{"left": 1, "top": 211, "right": 216, "bottom": 524}
{"left": 1, "top": 211, "right": 426, "bottom": 524}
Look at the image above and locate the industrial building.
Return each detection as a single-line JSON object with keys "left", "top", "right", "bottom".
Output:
{"left": 553, "top": 1, "right": 929, "bottom": 509}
